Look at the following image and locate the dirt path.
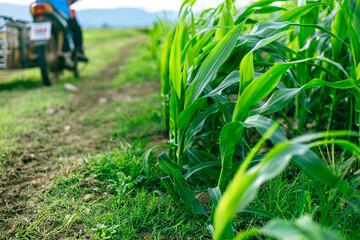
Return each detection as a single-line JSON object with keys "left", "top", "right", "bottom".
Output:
{"left": 0, "top": 38, "right": 162, "bottom": 237}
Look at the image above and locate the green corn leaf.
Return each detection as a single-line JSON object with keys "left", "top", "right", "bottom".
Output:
{"left": 252, "top": 6, "right": 286, "bottom": 14}
{"left": 180, "top": 23, "right": 190, "bottom": 51}
{"left": 259, "top": 216, "right": 341, "bottom": 240}
{"left": 185, "top": 147, "right": 220, "bottom": 180}
{"left": 275, "top": 3, "right": 326, "bottom": 22}
{"left": 160, "top": 32, "right": 173, "bottom": 96}
{"left": 243, "top": 115, "right": 288, "bottom": 144}
{"left": 233, "top": 63, "right": 293, "bottom": 122}
{"left": 220, "top": 67, "right": 354, "bottom": 192}
{"left": 180, "top": 0, "right": 197, "bottom": 11}
{"left": 159, "top": 152, "right": 207, "bottom": 215}
{"left": 246, "top": 0, "right": 287, "bottom": 9}
{"left": 349, "top": 21, "right": 360, "bottom": 66}
{"left": 291, "top": 151, "right": 352, "bottom": 196}
{"left": 182, "top": 52, "right": 189, "bottom": 90}
{"left": 187, "top": 29, "right": 216, "bottom": 65}
{"left": 218, "top": 122, "right": 245, "bottom": 190}
{"left": 214, "top": 141, "right": 318, "bottom": 239}
{"left": 251, "top": 88, "right": 301, "bottom": 116}
{"left": 143, "top": 145, "right": 168, "bottom": 176}
{"left": 239, "top": 51, "right": 254, "bottom": 95}
{"left": 250, "top": 21, "right": 292, "bottom": 37}
{"left": 235, "top": 0, "right": 288, "bottom": 23}
{"left": 219, "top": 62, "right": 293, "bottom": 190}
{"left": 251, "top": 30, "right": 292, "bottom": 53}
{"left": 242, "top": 122, "right": 353, "bottom": 195}
{"left": 242, "top": 208, "right": 277, "bottom": 219}
{"left": 337, "top": 0, "right": 360, "bottom": 66}
{"left": 208, "top": 187, "right": 222, "bottom": 208}
{"left": 169, "top": 88, "right": 182, "bottom": 133}
{"left": 293, "top": 131, "right": 357, "bottom": 143}
{"left": 185, "top": 20, "right": 246, "bottom": 107}
{"left": 205, "top": 71, "right": 240, "bottom": 97}
{"left": 315, "top": 56, "right": 349, "bottom": 78}
{"left": 310, "top": 139, "right": 360, "bottom": 157}
{"left": 169, "top": 26, "right": 183, "bottom": 99}
{"left": 356, "top": 63, "right": 360, "bottom": 81}
{"left": 192, "top": 41, "right": 218, "bottom": 68}
{"left": 177, "top": 98, "right": 207, "bottom": 165}
{"left": 215, "top": 0, "right": 234, "bottom": 41}
{"left": 332, "top": 4, "right": 349, "bottom": 61}
{"left": 250, "top": 21, "right": 350, "bottom": 48}
{"left": 184, "top": 161, "right": 221, "bottom": 180}
{"left": 177, "top": 98, "right": 207, "bottom": 135}
{"left": 219, "top": 122, "right": 244, "bottom": 171}
{"left": 233, "top": 56, "right": 351, "bottom": 123}
{"left": 303, "top": 78, "right": 356, "bottom": 90}
{"left": 215, "top": 100, "right": 233, "bottom": 124}
{"left": 209, "top": 186, "right": 233, "bottom": 238}
{"left": 183, "top": 104, "right": 219, "bottom": 151}
{"left": 181, "top": 27, "right": 220, "bottom": 62}
{"left": 250, "top": 78, "right": 356, "bottom": 119}
{"left": 215, "top": 127, "right": 355, "bottom": 239}
{"left": 215, "top": 125, "right": 291, "bottom": 239}
{"left": 161, "top": 176, "right": 180, "bottom": 203}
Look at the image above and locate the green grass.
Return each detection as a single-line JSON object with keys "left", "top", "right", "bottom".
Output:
{"left": 234, "top": 168, "right": 360, "bottom": 238}
{"left": 0, "top": 28, "right": 142, "bottom": 86}
{"left": 0, "top": 29, "right": 145, "bottom": 166}
{"left": 84, "top": 28, "right": 142, "bottom": 46}
{"left": 17, "top": 143, "right": 209, "bottom": 239}
{"left": 115, "top": 44, "right": 160, "bottom": 86}
{"left": 0, "top": 88, "right": 68, "bottom": 162}
{"left": 81, "top": 94, "right": 164, "bottom": 142}
{"left": 1, "top": 30, "right": 212, "bottom": 239}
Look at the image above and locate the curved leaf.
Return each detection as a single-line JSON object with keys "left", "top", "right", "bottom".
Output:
{"left": 260, "top": 216, "right": 341, "bottom": 240}
{"left": 185, "top": 20, "right": 246, "bottom": 106}
{"left": 204, "top": 71, "right": 240, "bottom": 97}
{"left": 159, "top": 152, "right": 207, "bottom": 215}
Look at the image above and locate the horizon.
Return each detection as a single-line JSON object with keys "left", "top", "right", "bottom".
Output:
{"left": 0, "top": 0, "right": 252, "bottom": 13}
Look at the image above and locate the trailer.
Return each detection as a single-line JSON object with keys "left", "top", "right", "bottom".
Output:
{"left": 0, "top": 16, "right": 37, "bottom": 70}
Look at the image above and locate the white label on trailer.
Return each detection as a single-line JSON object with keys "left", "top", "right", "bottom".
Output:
{"left": 30, "top": 22, "right": 51, "bottom": 41}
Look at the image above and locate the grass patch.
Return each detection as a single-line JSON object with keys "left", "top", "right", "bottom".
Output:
{"left": 84, "top": 28, "right": 142, "bottom": 46}
{"left": 18, "top": 143, "right": 209, "bottom": 239}
{"left": 115, "top": 43, "right": 159, "bottom": 86}
{"left": 81, "top": 94, "right": 164, "bottom": 142}
{"left": 0, "top": 29, "right": 145, "bottom": 166}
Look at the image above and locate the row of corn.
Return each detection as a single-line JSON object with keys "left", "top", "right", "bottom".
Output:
{"left": 147, "top": 0, "right": 360, "bottom": 239}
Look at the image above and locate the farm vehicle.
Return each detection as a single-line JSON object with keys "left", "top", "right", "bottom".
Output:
{"left": 0, "top": 1, "right": 80, "bottom": 86}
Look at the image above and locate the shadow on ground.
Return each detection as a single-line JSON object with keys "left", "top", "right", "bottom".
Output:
{"left": 0, "top": 78, "right": 44, "bottom": 91}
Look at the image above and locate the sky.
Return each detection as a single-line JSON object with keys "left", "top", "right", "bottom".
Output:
{"left": 0, "top": 0, "right": 252, "bottom": 12}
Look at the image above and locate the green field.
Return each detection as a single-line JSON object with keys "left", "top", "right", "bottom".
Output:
{"left": 1, "top": 0, "right": 360, "bottom": 239}
{"left": 0, "top": 28, "right": 209, "bottom": 239}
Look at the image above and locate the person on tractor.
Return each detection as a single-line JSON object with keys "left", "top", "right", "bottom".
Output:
{"left": 40, "top": 0, "right": 88, "bottom": 62}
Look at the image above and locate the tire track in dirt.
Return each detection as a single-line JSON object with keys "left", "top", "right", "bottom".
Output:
{"left": 0, "top": 37, "right": 161, "bottom": 237}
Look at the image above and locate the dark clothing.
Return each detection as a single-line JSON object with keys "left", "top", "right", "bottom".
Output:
{"left": 67, "top": 17, "right": 83, "bottom": 51}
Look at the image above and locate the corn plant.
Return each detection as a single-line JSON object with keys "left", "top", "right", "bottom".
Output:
{"left": 146, "top": 0, "right": 360, "bottom": 239}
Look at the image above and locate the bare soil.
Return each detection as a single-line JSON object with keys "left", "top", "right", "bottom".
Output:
{"left": 0, "top": 39, "right": 163, "bottom": 237}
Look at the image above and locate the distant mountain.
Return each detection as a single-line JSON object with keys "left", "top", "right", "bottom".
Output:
{"left": 77, "top": 8, "right": 175, "bottom": 28}
{"left": 0, "top": 3, "right": 176, "bottom": 28}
